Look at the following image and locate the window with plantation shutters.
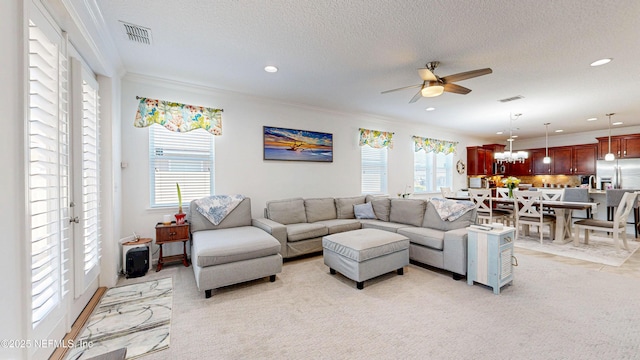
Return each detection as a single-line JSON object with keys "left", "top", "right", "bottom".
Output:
{"left": 361, "top": 145, "right": 388, "bottom": 194}
{"left": 28, "top": 14, "right": 70, "bottom": 329}
{"left": 149, "top": 125, "right": 215, "bottom": 207}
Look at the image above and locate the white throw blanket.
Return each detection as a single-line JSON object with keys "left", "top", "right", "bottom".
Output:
{"left": 430, "top": 197, "right": 476, "bottom": 221}
{"left": 195, "top": 194, "right": 245, "bottom": 225}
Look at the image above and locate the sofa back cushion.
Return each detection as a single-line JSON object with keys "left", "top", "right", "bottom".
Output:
{"left": 335, "top": 196, "right": 366, "bottom": 219}
{"left": 188, "top": 198, "right": 252, "bottom": 232}
{"left": 371, "top": 198, "right": 391, "bottom": 222}
{"left": 389, "top": 199, "right": 426, "bottom": 227}
{"left": 422, "top": 201, "right": 477, "bottom": 231}
{"left": 304, "top": 198, "right": 337, "bottom": 223}
{"left": 267, "top": 198, "right": 307, "bottom": 225}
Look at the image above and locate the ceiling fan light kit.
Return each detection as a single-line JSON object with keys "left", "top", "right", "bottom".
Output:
{"left": 381, "top": 61, "right": 492, "bottom": 103}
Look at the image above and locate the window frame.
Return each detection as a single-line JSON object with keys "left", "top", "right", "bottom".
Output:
{"left": 413, "top": 150, "right": 454, "bottom": 193}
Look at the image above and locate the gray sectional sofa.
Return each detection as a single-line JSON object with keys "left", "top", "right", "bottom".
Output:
{"left": 252, "top": 196, "right": 477, "bottom": 278}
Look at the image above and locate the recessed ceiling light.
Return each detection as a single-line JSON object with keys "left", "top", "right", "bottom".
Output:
{"left": 496, "top": 131, "right": 503, "bottom": 135}
{"left": 587, "top": 117, "right": 597, "bottom": 122}
{"left": 511, "top": 135, "right": 518, "bottom": 138}
{"left": 264, "top": 65, "right": 278, "bottom": 73}
{"left": 425, "top": 107, "right": 435, "bottom": 111}
{"left": 590, "top": 58, "right": 612, "bottom": 67}
{"left": 612, "top": 121, "right": 623, "bottom": 126}
{"left": 555, "top": 129, "right": 564, "bottom": 133}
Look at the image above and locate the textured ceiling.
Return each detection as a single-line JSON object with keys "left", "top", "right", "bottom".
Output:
{"left": 96, "top": 0, "right": 640, "bottom": 141}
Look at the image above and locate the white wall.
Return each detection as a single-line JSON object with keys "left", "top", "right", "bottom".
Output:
{"left": 513, "top": 125, "right": 640, "bottom": 150}
{"left": 120, "top": 74, "right": 486, "bottom": 257}
{"left": 0, "top": 0, "right": 26, "bottom": 358}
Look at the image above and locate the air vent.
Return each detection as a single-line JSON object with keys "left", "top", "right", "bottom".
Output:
{"left": 498, "top": 95, "right": 524, "bottom": 103}
{"left": 120, "top": 21, "right": 152, "bottom": 45}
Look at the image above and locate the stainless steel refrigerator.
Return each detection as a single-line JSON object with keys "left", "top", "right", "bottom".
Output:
{"left": 596, "top": 159, "right": 640, "bottom": 189}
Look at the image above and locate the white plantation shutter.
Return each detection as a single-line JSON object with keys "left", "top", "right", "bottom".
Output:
{"left": 361, "top": 145, "right": 388, "bottom": 194}
{"left": 72, "top": 60, "right": 100, "bottom": 294}
{"left": 149, "top": 125, "right": 215, "bottom": 207}
{"left": 28, "top": 15, "right": 70, "bottom": 328}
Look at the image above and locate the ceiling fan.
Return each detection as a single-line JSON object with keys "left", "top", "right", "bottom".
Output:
{"left": 381, "top": 61, "right": 492, "bottom": 103}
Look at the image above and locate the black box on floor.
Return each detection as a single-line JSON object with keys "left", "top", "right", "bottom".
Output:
{"left": 125, "top": 247, "right": 149, "bottom": 278}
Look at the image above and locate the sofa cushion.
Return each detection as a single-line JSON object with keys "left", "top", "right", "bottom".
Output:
{"left": 267, "top": 198, "right": 307, "bottom": 225}
{"left": 304, "top": 198, "right": 337, "bottom": 223}
{"left": 192, "top": 226, "right": 281, "bottom": 267}
{"left": 354, "top": 202, "right": 376, "bottom": 219}
{"left": 335, "top": 196, "right": 366, "bottom": 219}
{"left": 371, "top": 198, "right": 391, "bottom": 222}
{"left": 398, "top": 227, "right": 445, "bottom": 250}
{"left": 423, "top": 201, "right": 476, "bottom": 231}
{"left": 359, "top": 219, "right": 410, "bottom": 233}
{"left": 286, "top": 223, "right": 328, "bottom": 242}
{"left": 389, "top": 199, "right": 426, "bottom": 227}
{"left": 314, "top": 219, "right": 362, "bottom": 234}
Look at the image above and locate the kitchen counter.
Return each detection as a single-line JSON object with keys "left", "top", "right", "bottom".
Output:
{"left": 589, "top": 189, "right": 607, "bottom": 194}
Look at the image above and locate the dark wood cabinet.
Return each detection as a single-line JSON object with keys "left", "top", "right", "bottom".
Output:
{"left": 550, "top": 146, "right": 573, "bottom": 175}
{"left": 467, "top": 146, "right": 489, "bottom": 175}
{"left": 507, "top": 156, "right": 531, "bottom": 176}
{"left": 572, "top": 144, "right": 597, "bottom": 174}
{"left": 597, "top": 134, "right": 640, "bottom": 159}
{"left": 531, "top": 148, "right": 550, "bottom": 175}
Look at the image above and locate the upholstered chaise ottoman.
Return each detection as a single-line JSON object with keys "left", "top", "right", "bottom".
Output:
{"left": 322, "top": 228, "right": 409, "bottom": 289}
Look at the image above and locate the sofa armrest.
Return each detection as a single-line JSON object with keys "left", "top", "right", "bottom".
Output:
{"left": 252, "top": 218, "right": 288, "bottom": 256}
{"left": 442, "top": 227, "right": 469, "bottom": 276}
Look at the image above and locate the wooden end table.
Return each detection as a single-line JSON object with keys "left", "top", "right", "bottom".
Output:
{"left": 155, "top": 221, "right": 190, "bottom": 271}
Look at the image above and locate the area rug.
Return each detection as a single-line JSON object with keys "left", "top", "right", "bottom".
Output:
{"left": 515, "top": 231, "right": 640, "bottom": 266}
{"left": 66, "top": 277, "right": 173, "bottom": 360}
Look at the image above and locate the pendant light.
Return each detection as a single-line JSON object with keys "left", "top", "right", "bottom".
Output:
{"left": 604, "top": 113, "right": 615, "bottom": 161}
{"left": 543, "top": 123, "right": 551, "bottom": 164}
{"left": 494, "top": 113, "right": 528, "bottom": 163}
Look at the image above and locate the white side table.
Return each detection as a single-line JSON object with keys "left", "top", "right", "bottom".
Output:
{"left": 467, "top": 226, "right": 516, "bottom": 294}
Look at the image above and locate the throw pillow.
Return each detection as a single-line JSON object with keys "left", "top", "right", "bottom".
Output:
{"left": 353, "top": 202, "right": 376, "bottom": 219}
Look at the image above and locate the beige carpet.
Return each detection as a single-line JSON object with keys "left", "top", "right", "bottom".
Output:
{"left": 515, "top": 231, "right": 640, "bottom": 266}
{"left": 121, "top": 251, "right": 640, "bottom": 360}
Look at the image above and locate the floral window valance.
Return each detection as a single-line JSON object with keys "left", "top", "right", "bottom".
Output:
{"left": 413, "top": 136, "right": 458, "bottom": 154}
{"left": 134, "top": 97, "right": 223, "bottom": 135}
{"left": 359, "top": 128, "right": 394, "bottom": 149}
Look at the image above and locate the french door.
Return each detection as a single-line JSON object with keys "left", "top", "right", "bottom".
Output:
{"left": 27, "top": 2, "right": 101, "bottom": 356}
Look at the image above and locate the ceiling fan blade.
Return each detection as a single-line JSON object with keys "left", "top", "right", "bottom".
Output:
{"left": 443, "top": 83, "right": 472, "bottom": 94}
{"left": 409, "top": 88, "right": 424, "bottom": 103}
{"left": 441, "top": 68, "right": 492, "bottom": 83}
{"left": 381, "top": 83, "right": 422, "bottom": 94}
{"left": 418, "top": 68, "right": 437, "bottom": 81}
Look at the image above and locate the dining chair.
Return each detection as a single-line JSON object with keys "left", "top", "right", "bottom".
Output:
{"left": 562, "top": 188, "right": 592, "bottom": 219}
{"left": 605, "top": 189, "right": 640, "bottom": 238}
{"left": 469, "top": 189, "right": 504, "bottom": 225}
{"left": 538, "top": 188, "right": 565, "bottom": 215}
{"left": 440, "top": 187, "right": 454, "bottom": 198}
{"left": 573, "top": 191, "right": 639, "bottom": 250}
{"left": 514, "top": 190, "right": 556, "bottom": 244}
{"left": 494, "top": 188, "right": 516, "bottom": 226}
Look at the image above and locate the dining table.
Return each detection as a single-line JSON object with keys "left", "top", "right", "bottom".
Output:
{"left": 490, "top": 198, "right": 598, "bottom": 244}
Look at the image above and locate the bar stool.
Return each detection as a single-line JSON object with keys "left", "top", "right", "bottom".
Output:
{"left": 605, "top": 189, "right": 640, "bottom": 238}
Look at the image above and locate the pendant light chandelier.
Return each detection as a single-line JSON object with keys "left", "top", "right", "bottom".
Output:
{"left": 495, "top": 113, "right": 528, "bottom": 163}
{"left": 604, "top": 113, "right": 615, "bottom": 161}
{"left": 543, "top": 123, "right": 551, "bottom": 164}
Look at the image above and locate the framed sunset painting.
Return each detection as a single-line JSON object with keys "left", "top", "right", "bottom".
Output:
{"left": 263, "top": 126, "right": 333, "bottom": 162}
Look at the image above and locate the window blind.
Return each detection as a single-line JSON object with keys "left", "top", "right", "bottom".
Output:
{"left": 28, "top": 18, "right": 69, "bottom": 328}
{"left": 149, "top": 126, "right": 214, "bottom": 207}
{"left": 361, "top": 145, "right": 388, "bottom": 194}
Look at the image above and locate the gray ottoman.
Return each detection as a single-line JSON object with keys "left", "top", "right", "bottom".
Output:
{"left": 322, "top": 228, "right": 410, "bottom": 289}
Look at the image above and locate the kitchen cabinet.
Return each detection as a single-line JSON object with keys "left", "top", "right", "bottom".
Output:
{"left": 550, "top": 146, "right": 573, "bottom": 174}
{"left": 597, "top": 134, "right": 640, "bottom": 160}
{"left": 467, "top": 144, "right": 505, "bottom": 176}
{"left": 572, "top": 144, "right": 597, "bottom": 174}
{"left": 531, "top": 148, "right": 550, "bottom": 175}
{"left": 531, "top": 145, "right": 596, "bottom": 175}
{"left": 506, "top": 156, "right": 531, "bottom": 176}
